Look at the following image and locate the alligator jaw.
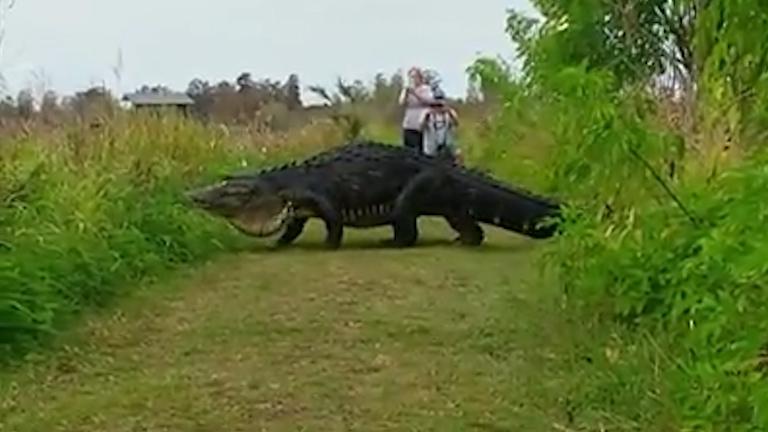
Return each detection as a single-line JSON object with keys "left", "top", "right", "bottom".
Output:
{"left": 227, "top": 202, "right": 293, "bottom": 238}
{"left": 184, "top": 185, "right": 217, "bottom": 211}
{"left": 185, "top": 183, "right": 294, "bottom": 238}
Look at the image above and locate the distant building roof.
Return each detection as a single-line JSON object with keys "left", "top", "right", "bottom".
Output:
{"left": 122, "top": 90, "right": 194, "bottom": 106}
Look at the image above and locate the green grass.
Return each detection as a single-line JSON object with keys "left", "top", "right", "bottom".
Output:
{"left": 0, "top": 112, "right": 347, "bottom": 358}
{"left": 0, "top": 220, "right": 573, "bottom": 431}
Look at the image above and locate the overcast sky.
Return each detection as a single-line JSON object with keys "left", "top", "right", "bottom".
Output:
{"left": 0, "top": 0, "right": 536, "bottom": 104}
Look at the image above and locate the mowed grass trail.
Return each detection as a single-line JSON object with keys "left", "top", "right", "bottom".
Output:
{"left": 0, "top": 220, "right": 571, "bottom": 431}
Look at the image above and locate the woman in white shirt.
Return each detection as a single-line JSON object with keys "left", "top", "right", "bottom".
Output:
{"left": 399, "top": 67, "right": 434, "bottom": 153}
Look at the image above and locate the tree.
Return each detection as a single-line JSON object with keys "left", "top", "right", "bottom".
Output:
{"left": 186, "top": 78, "right": 214, "bottom": 119}
{"left": 236, "top": 72, "right": 255, "bottom": 92}
{"left": 335, "top": 77, "right": 370, "bottom": 103}
{"left": 65, "top": 86, "right": 116, "bottom": 119}
{"left": 496, "top": 0, "right": 768, "bottom": 145}
{"left": 186, "top": 78, "right": 210, "bottom": 98}
{"left": 40, "top": 90, "right": 59, "bottom": 122}
{"left": 307, "top": 85, "right": 335, "bottom": 106}
{"left": 0, "top": 95, "right": 15, "bottom": 119}
{"left": 503, "top": 0, "right": 703, "bottom": 92}
{"left": 284, "top": 73, "right": 302, "bottom": 110}
{"left": 16, "top": 89, "right": 34, "bottom": 119}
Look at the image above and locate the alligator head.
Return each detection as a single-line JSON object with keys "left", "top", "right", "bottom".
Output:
{"left": 185, "top": 176, "right": 292, "bottom": 237}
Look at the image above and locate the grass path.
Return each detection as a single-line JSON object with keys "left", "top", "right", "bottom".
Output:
{"left": 0, "top": 220, "right": 572, "bottom": 431}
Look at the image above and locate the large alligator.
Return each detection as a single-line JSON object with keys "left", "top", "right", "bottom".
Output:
{"left": 185, "top": 140, "right": 562, "bottom": 249}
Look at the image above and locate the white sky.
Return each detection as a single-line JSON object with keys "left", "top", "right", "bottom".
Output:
{"left": 0, "top": 0, "right": 536, "bottom": 104}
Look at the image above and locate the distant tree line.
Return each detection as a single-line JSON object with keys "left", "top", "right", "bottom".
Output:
{"left": 184, "top": 72, "right": 303, "bottom": 123}
{"left": 0, "top": 70, "right": 422, "bottom": 129}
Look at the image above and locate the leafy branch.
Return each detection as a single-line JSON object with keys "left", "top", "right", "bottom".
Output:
{"left": 626, "top": 145, "right": 699, "bottom": 226}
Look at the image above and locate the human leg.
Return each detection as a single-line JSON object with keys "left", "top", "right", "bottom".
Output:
{"left": 403, "top": 129, "right": 424, "bottom": 153}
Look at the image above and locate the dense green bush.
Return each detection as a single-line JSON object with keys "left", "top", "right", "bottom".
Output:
{"left": 545, "top": 143, "right": 768, "bottom": 430}
{"left": 0, "top": 113, "right": 341, "bottom": 360}
{"left": 466, "top": 2, "right": 768, "bottom": 429}
{"left": 475, "top": 74, "right": 768, "bottom": 430}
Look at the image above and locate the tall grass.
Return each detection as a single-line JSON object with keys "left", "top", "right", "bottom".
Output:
{"left": 470, "top": 59, "right": 768, "bottom": 430}
{"left": 0, "top": 110, "right": 346, "bottom": 360}
{"left": 0, "top": 91, "right": 492, "bottom": 362}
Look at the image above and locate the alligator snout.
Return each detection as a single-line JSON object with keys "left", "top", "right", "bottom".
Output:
{"left": 184, "top": 187, "right": 213, "bottom": 208}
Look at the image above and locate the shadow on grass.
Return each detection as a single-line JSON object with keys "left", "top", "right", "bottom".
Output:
{"left": 239, "top": 236, "right": 540, "bottom": 255}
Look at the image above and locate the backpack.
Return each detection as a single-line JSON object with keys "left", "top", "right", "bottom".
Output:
{"left": 424, "top": 109, "right": 455, "bottom": 156}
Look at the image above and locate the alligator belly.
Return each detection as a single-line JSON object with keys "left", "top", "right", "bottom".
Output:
{"left": 345, "top": 218, "right": 392, "bottom": 228}
{"left": 340, "top": 205, "right": 393, "bottom": 228}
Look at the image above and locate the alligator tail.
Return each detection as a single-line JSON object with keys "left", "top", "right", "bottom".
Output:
{"left": 463, "top": 179, "right": 562, "bottom": 239}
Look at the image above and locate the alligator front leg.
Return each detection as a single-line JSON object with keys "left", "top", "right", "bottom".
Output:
{"left": 322, "top": 215, "right": 344, "bottom": 249}
{"left": 275, "top": 217, "right": 308, "bottom": 247}
{"left": 280, "top": 190, "right": 343, "bottom": 249}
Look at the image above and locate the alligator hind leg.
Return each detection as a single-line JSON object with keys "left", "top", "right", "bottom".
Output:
{"left": 275, "top": 217, "right": 308, "bottom": 247}
{"left": 445, "top": 213, "right": 484, "bottom": 246}
{"left": 390, "top": 216, "right": 419, "bottom": 247}
{"left": 378, "top": 219, "right": 418, "bottom": 248}
{"left": 388, "top": 170, "right": 446, "bottom": 247}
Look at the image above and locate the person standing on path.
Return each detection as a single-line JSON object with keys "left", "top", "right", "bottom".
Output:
{"left": 398, "top": 67, "right": 434, "bottom": 153}
{"left": 422, "top": 88, "right": 461, "bottom": 163}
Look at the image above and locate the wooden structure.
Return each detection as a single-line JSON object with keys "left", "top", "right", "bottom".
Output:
{"left": 122, "top": 90, "right": 194, "bottom": 115}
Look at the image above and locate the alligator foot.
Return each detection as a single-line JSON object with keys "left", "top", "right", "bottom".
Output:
{"left": 323, "top": 237, "right": 342, "bottom": 250}
{"left": 457, "top": 231, "right": 484, "bottom": 246}
{"left": 321, "top": 214, "right": 344, "bottom": 250}
{"left": 390, "top": 216, "right": 419, "bottom": 247}
{"left": 378, "top": 239, "right": 399, "bottom": 248}
{"left": 323, "top": 227, "right": 343, "bottom": 250}
{"left": 451, "top": 235, "right": 483, "bottom": 247}
{"left": 446, "top": 214, "right": 484, "bottom": 246}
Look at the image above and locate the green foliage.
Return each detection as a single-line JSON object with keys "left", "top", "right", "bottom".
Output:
{"left": 0, "top": 113, "right": 336, "bottom": 360}
{"left": 504, "top": 0, "right": 674, "bottom": 87}
{"left": 549, "top": 147, "right": 768, "bottom": 430}
{"left": 470, "top": 3, "right": 768, "bottom": 429}
{"left": 467, "top": 61, "right": 680, "bottom": 207}
{"left": 695, "top": 1, "right": 768, "bottom": 145}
